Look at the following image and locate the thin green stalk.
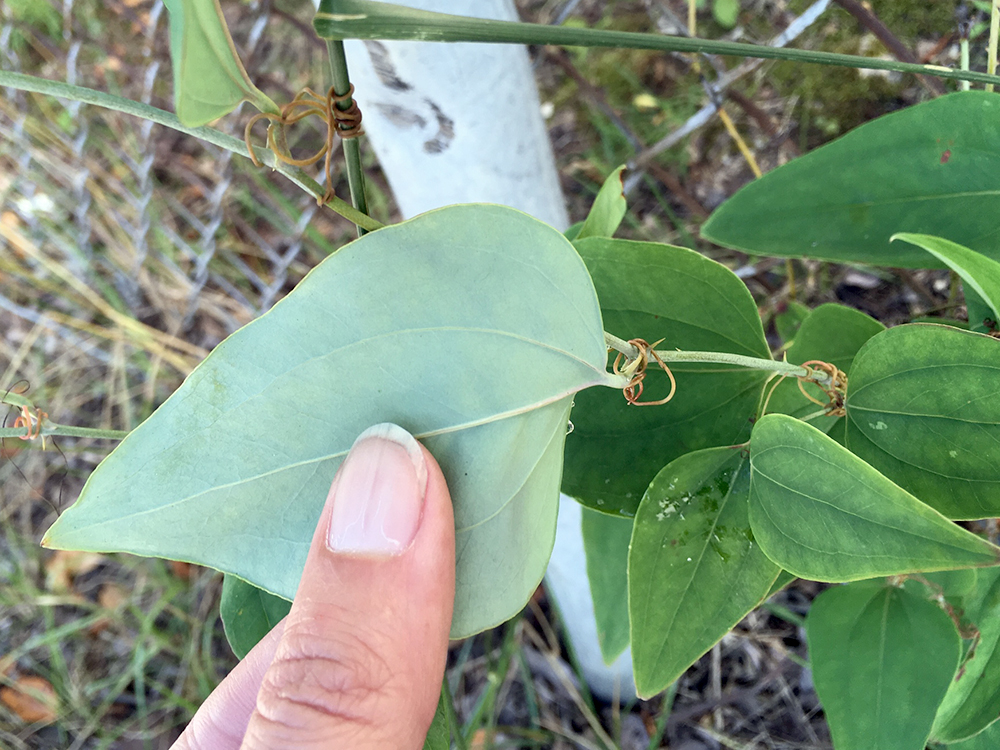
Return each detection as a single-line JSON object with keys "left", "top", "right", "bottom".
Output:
{"left": 314, "top": 0, "right": 1000, "bottom": 88}
{"left": 0, "top": 424, "right": 130, "bottom": 440}
{"left": 603, "top": 332, "right": 823, "bottom": 384}
{"left": 0, "top": 70, "right": 383, "bottom": 234}
{"left": 326, "top": 39, "right": 370, "bottom": 235}
{"left": 989, "top": 0, "right": 1000, "bottom": 93}
{"left": 961, "top": 38, "right": 971, "bottom": 93}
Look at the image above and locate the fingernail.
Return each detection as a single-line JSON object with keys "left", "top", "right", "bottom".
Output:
{"left": 327, "top": 424, "right": 428, "bottom": 556}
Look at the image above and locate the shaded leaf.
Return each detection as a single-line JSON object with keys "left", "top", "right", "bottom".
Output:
{"left": 220, "top": 575, "right": 291, "bottom": 660}
{"left": 629, "top": 447, "right": 779, "bottom": 697}
{"left": 581, "top": 505, "right": 632, "bottom": 663}
{"left": 947, "top": 716, "right": 1000, "bottom": 749}
{"left": 765, "top": 569, "right": 797, "bottom": 599}
{"left": 703, "top": 92, "right": 1000, "bottom": 267}
{"left": 42, "top": 205, "right": 623, "bottom": 639}
{"left": 577, "top": 165, "right": 627, "bottom": 240}
{"left": 845, "top": 324, "right": 1000, "bottom": 519}
{"left": 767, "top": 303, "right": 883, "bottom": 433}
{"left": 773, "top": 300, "right": 809, "bottom": 345}
{"left": 893, "top": 233, "right": 1000, "bottom": 322}
{"left": 423, "top": 687, "right": 450, "bottom": 750}
{"left": 712, "top": 0, "right": 739, "bottom": 28}
{"left": 933, "top": 567, "right": 1000, "bottom": 743}
{"left": 164, "top": 0, "right": 278, "bottom": 126}
{"left": 807, "top": 580, "right": 960, "bottom": 750}
{"left": 965, "top": 285, "right": 995, "bottom": 335}
{"left": 749, "top": 414, "right": 1000, "bottom": 581}
{"left": 564, "top": 238, "right": 769, "bottom": 515}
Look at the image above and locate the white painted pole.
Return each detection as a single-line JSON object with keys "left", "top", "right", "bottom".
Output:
{"left": 340, "top": 0, "right": 634, "bottom": 701}
{"left": 343, "top": 0, "right": 568, "bottom": 229}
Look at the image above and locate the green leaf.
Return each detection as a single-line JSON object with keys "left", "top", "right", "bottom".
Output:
{"left": 749, "top": 414, "right": 1000, "bottom": 581}
{"left": 41, "top": 205, "right": 624, "bottom": 639}
{"left": 311, "top": 1, "right": 1000, "bottom": 87}
{"left": 933, "top": 567, "right": 1000, "bottom": 743}
{"left": 807, "top": 580, "right": 961, "bottom": 750}
{"left": 773, "top": 300, "right": 809, "bottom": 346}
{"left": 164, "top": 0, "right": 278, "bottom": 127}
{"left": 947, "top": 719, "right": 1000, "bottom": 749}
{"left": 845, "top": 324, "right": 1000, "bottom": 519}
{"left": 965, "top": 285, "right": 996, "bottom": 335}
{"left": 764, "top": 569, "right": 796, "bottom": 599}
{"left": 766, "top": 303, "right": 884, "bottom": 432}
{"left": 629, "top": 447, "right": 779, "bottom": 697}
{"left": 220, "top": 575, "right": 291, "bottom": 660}
{"left": 423, "top": 687, "right": 450, "bottom": 750}
{"left": 893, "top": 234, "right": 1000, "bottom": 322}
{"left": 703, "top": 92, "right": 1000, "bottom": 267}
{"left": 564, "top": 238, "right": 770, "bottom": 515}
{"left": 712, "top": 0, "right": 739, "bottom": 29}
{"left": 577, "top": 165, "right": 627, "bottom": 241}
{"left": 581, "top": 506, "right": 633, "bottom": 663}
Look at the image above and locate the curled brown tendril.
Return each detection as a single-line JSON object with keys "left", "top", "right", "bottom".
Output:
{"left": 612, "top": 338, "right": 677, "bottom": 406}
{"left": 796, "top": 359, "right": 848, "bottom": 417}
{"left": 13, "top": 405, "right": 48, "bottom": 442}
{"left": 243, "top": 85, "right": 365, "bottom": 205}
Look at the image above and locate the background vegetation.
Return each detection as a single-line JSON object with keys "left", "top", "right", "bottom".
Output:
{"left": 0, "top": 0, "right": 985, "bottom": 747}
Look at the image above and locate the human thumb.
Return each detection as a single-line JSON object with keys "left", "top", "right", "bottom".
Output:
{"left": 242, "top": 423, "right": 455, "bottom": 750}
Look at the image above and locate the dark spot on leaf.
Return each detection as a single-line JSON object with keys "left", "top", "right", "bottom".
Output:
{"left": 941, "top": 149, "right": 951, "bottom": 164}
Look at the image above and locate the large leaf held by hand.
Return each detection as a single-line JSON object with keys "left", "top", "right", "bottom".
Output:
{"left": 564, "top": 238, "right": 769, "bottom": 515}
{"left": 749, "top": 414, "right": 1000, "bottom": 581}
{"left": 703, "top": 92, "right": 1000, "bottom": 267}
{"left": 629, "top": 447, "right": 779, "bottom": 697}
{"left": 42, "top": 205, "right": 623, "bottom": 638}
{"left": 163, "top": 0, "right": 277, "bottom": 126}
{"left": 846, "top": 324, "right": 1000, "bottom": 519}
{"left": 808, "top": 580, "right": 961, "bottom": 750}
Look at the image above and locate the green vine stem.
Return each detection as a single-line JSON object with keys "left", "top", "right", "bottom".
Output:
{"left": 0, "top": 424, "right": 130, "bottom": 440}
{"left": 326, "top": 39, "right": 370, "bottom": 234}
{"left": 989, "top": 0, "right": 1000, "bottom": 93}
{"left": 0, "top": 70, "right": 383, "bottom": 234}
{"left": 603, "top": 332, "right": 830, "bottom": 386}
{"left": 314, "top": 0, "right": 1000, "bottom": 89}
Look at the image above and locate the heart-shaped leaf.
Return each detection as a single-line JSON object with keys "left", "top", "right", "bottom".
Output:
{"left": 42, "top": 205, "right": 624, "bottom": 638}
{"left": 766, "top": 302, "right": 884, "bottom": 432}
{"left": 703, "top": 92, "right": 1000, "bottom": 267}
{"left": 749, "top": 414, "right": 1000, "bottom": 581}
{"left": 564, "top": 238, "right": 770, "bottom": 515}
{"left": 164, "top": 0, "right": 278, "bottom": 126}
{"left": 581, "top": 506, "right": 633, "bottom": 663}
{"left": 220, "top": 575, "right": 291, "bottom": 659}
{"left": 629, "top": 446, "right": 779, "bottom": 697}
{"left": 808, "top": 580, "right": 961, "bottom": 750}
{"left": 577, "top": 165, "right": 627, "bottom": 241}
{"left": 845, "top": 324, "right": 1000, "bottom": 519}
{"left": 892, "top": 233, "right": 1000, "bottom": 323}
{"left": 933, "top": 567, "right": 1000, "bottom": 743}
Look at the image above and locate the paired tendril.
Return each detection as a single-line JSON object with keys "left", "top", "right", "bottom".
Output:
{"left": 244, "top": 85, "right": 365, "bottom": 205}
{"left": 612, "top": 338, "right": 677, "bottom": 406}
{"left": 796, "top": 360, "right": 848, "bottom": 417}
{"left": 2, "top": 381, "right": 66, "bottom": 515}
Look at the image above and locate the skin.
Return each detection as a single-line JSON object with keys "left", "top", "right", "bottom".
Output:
{"left": 172, "top": 440, "right": 456, "bottom": 750}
